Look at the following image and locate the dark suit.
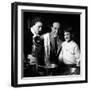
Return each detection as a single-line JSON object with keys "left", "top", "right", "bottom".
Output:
{"left": 49, "top": 33, "right": 62, "bottom": 65}
{"left": 32, "top": 36, "right": 45, "bottom": 65}
{"left": 24, "top": 29, "right": 45, "bottom": 77}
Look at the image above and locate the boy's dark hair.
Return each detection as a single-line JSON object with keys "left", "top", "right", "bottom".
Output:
{"left": 64, "top": 27, "right": 73, "bottom": 34}
{"left": 31, "top": 17, "right": 43, "bottom": 27}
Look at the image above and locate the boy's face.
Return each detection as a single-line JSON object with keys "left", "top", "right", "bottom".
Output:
{"left": 51, "top": 22, "right": 60, "bottom": 37}
{"left": 64, "top": 31, "right": 71, "bottom": 42}
{"left": 33, "top": 21, "right": 43, "bottom": 35}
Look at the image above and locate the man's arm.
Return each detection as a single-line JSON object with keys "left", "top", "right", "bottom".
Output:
{"left": 74, "top": 44, "right": 80, "bottom": 66}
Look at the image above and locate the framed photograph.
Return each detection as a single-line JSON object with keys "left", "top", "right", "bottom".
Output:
{"left": 11, "top": 2, "right": 88, "bottom": 87}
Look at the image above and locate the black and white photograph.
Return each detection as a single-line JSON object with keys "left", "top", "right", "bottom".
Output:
{"left": 11, "top": 2, "right": 88, "bottom": 87}
{"left": 23, "top": 11, "right": 80, "bottom": 77}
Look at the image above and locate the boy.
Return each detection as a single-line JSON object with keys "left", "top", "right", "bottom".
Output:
{"left": 59, "top": 27, "right": 80, "bottom": 75}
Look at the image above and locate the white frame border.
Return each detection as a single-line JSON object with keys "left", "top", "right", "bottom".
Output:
{"left": 17, "top": 5, "right": 86, "bottom": 85}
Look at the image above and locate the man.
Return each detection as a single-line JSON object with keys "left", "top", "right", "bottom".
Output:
{"left": 27, "top": 17, "right": 44, "bottom": 65}
{"left": 24, "top": 17, "right": 44, "bottom": 76}
{"left": 43, "top": 22, "right": 62, "bottom": 75}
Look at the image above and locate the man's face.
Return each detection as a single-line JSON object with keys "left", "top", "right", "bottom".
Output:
{"left": 64, "top": 31, "right": 71, "bottom": 42}
{"left": 51, "top": 22, "right": 60, "bottom": 37}
{"left": 34, "top": 21, "right": 43, "bottom": 35}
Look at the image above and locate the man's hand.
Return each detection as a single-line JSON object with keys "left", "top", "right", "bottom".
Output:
{"left": 27, "top": 55, "right": 37, "bottom": 65}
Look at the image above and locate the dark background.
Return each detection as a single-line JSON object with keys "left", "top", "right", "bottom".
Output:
{"left": 22, "top": 11, "right": 80, "bottom": 77}
{"left": 23, "top": 11, "right": 80, "bottom": 57}
{"left": 23, "top": 11, "right": 80, "bottom": 54}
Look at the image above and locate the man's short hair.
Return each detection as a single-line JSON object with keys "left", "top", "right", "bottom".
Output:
{"left": 51, "top": 21, "right": 60, "bottom": 27}
{"left": 31, "top": 17, "right": 42, "bottom": 26}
